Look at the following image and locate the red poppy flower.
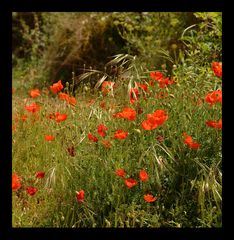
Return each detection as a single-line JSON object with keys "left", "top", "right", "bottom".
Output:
{"left": 101, "top": 81, "right": 115, "bottom": 96}
{"left": 26, "top": 186, "right": 38, "bottom": 196}
{"left": 212, "top": 62, "right": 222, "bottom": 78}
{"left": 59, "top": 92, "right": 69, "bottom": 101}
{"left": 21, "top": 115, "right": 27, "bottom": 122}
{"left": 125, "top": 178, "right": 137, "bottom": 189}
{"left": 88, "top": 133, "right": 98, "bottom": 142}
{"left": 141, "top": 118, "right": 157, "bottom": 130}
{"left": 158, "top": 77, "right": 174, "bottom": 88}
{"left": 12, "top": 173, "right": 21, "bottom": 191}
{"left": 206, "top": 119, "right": 222, "bottom": 129}
{"left": 139, "top": 170, "right": 149, "bottom": 182}
{"left": 29, "top": 89, "right": 40, "bottom": 98}
{"left": 35, "top": 171, "right": 45, "bottom": 179}
{"left": 205, "top": 90, "right": 222, "bottom": 106}
{"left": 76, "top": 189, "right": 85, "bottom": 203}
{"left": 150, "top": 71, "right": 164, "bottom": 81}
{"left": 55, "top": 112, "right": 67, "bottom": 122}
{"left": 129, "top": 88, "right": 139, "bottom": 104}
{"left": 113, "top": 130, "right": 128, "bottom": 139}
{"left": 150, "top": 71, "right": 174, "bottom": 88}
{"left": 183, "top": 133, "right": 201, "bottom": 149}
{"left": 189, "top": 142, "right": 201, "bottom": 149}
{"left": 97, "top": 124, "right": 108, "bottom": 137}
{"left": 113, "top": 107, "right": 137, "bottom": 121}
{"left": 144, "top": 194, "right": 157, "bottom": 203}
{"left": 152, "top": 110, "right": 168, "bottom": 125}
{"left": 136, "top": 83, "right": 148, "bottom": 92}
{"left": 59, "top": 93, "right": 76, "bottom": 106}
{"left": 115, "top": 169, "right": 126, "bottom": 178}
{"left": 25, "top": 102, "right": 40, "bottom": 113}
{"left": 45, "top": 135, "right": 55, "bottom": 141}
{"left": 68, "top": 145, "right": 75, "bottom": 157}
{"left": 68, "top": 96, "right": 76, "bottom": 106}
{"left": 141, "top": 110, "right": 168, "bottom": 130}
{"left": 102, "top": 140, "right": 112, "bottom": 149}
{"left": 183, "top": 134, "right": 193, "bottom": 145}
{"left": 50, "top": 80, "right": 64, "bottom": 94}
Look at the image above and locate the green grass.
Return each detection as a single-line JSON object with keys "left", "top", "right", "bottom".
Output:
{"left": 12, "top": 59, "right": 222, "bottom": 227}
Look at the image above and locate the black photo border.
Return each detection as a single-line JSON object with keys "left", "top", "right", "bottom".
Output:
{"left": 1, "top": 0, "right": 226, "bottom": 239}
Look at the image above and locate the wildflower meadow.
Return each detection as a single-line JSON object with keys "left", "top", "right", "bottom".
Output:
{"left": 12, "top": 12, "right": 222, "bottom": 228}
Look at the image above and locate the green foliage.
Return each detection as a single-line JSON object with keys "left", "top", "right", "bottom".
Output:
{"left": 180, "top": 12, "right": 222, "bottom": 66}
{"left": 12, "top": 12, "right": 47, "bottom": 63}
{"left": 13, "top": 12, "right": 197, "bottom": 89}
{"left": 111, "top": 12, "right": 195, "bottom": 69}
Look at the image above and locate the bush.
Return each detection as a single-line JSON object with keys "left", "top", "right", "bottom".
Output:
{"left": 13, "top": 12, "right": 198, "bottom": 89}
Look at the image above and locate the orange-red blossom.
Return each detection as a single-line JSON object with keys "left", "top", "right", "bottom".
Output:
{"left": 44, "top": 135, "right": 55, "bottom": 141}
{"left": 206, "top": 119, "right": 222, "bottom": 129}
{"left": 205, "top": 90, "right": 222, "bottom": 107}
{"left": 113, "top": 130, "right": 128, "bottom": 139}
{"left": 76, "top": 189, "right": 85, "bottom": 203}
{"left": 150, "top": 71, "right": 174, "bottom": 88}
{"left": 29, "top": 89, "right": 40, "bottom": 98}
{"left": 50, "top": 80, "right": 64, "bottom": 94}
{"left": 49, "top": 112, "right": 67, "bottom": 122}
{"left": 125, "top": 178, "right": 137, "bottom": 189}
{"left": 26, "top": 186, "right": 38, "bottom": 196}
{"left": 139, "top": 170, "right": 149, "bottom": 182}
{"left": 113, "top": 107, "right": 137, "bottom": 121}
{"left": 183, "top": 133, "right": 201, "bottom": 149}
{"left": 97, "top": 124, "right": 108, "bottom": 137}
{"left": 144, "top": 194, "right": 157, "bottom": 203}
{"left": 12, "top": 173, "right": 21, "bottom": 191}
{"left": 141, "top": 109, "right": 168, "bottom": 130}
{"left": 212, "top": 62, "right": 222, "bottom": 78}
{"left": 136, "top": 82, "right": 148, "bottom": 92}
{"left": 35, "top": 171, "right": 45, "bottom": 179}
{"left": 115, "top": 169, "right": 126, "bottom": 178}
{"left": 54, "top": 113, "right": 67, "bottom": 122}
{"left": 59, "top": 92, "right": 76, "bottom": 106}
{"left": 88, "top": 133, "right": 98, "bottom": 142}
{"left": 25, "top": 102, "right": 40, "bottom": 113}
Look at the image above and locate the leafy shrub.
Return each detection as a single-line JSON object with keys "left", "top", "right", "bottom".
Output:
{"left": 12, "top": 12, "right": 47, "bottom": 63}
{"left": 13, "top": 12, "right": 198, "bottom": 89}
